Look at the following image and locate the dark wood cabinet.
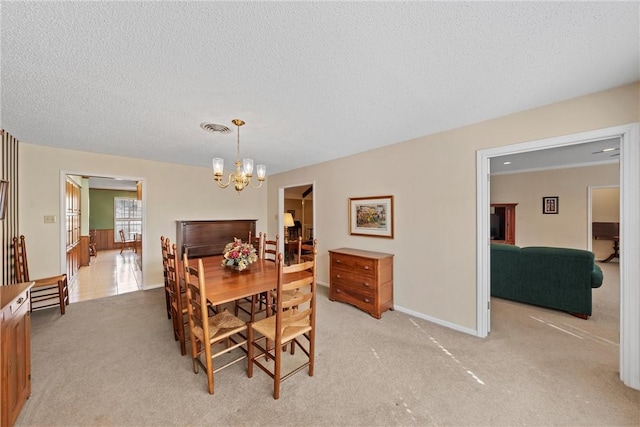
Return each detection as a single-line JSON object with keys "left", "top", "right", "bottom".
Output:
{"left": 176, "top": 220, "right": 256, "bottom": 259}
{"left": 490, "top": 203, "right": 517, "bottom": 245}
{"left": 328, "top": 248, "right": 394, "bottom": 319}
{"left": 1, "top": 282, "right": 33, "bottom": 427}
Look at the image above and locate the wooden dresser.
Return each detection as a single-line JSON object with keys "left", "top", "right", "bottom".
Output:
{"left": 1, "top": 282, "right": 34, "bottom": 427}
{"left": 328, "top": 248, "right": 394, "bottom": 319}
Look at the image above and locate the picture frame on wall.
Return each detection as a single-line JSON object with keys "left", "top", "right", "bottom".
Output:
{"left": 349, "top": 195, "right": 394, "bottom": 238}
{"left": 542, "top": 196, "right": 559, "bottom": 214}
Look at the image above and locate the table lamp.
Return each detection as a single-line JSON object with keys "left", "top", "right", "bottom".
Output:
{"left": 283, "top": 212, "right": 295, "bottom": 243}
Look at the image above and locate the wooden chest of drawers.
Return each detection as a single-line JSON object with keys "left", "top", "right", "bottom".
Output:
{"left": 1, "top": 282, "right": 34, "bottom": 427}
{"left": 328, "top": 248, "right": 394, "bottom": 319}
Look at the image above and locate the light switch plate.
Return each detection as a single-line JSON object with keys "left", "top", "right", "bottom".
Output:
{"left": 44, "top": 215, "right": 56, "bottom": 224}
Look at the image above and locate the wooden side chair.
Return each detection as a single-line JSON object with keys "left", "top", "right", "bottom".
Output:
{"left": 248, "top": 250, "right": 317, "bottom": 399}
{"left": 276, "top": 238, "right": 317, "bottom": 310}
{"left": 262, "top": 234, "right": 279, "bottom": 263}
{"left": 13, "top": 235, "right": 69, "bottom": 315}
{"left": 296, "top": 237, "right": 317, "bottom": 264}
{"left": 89, "top": 229, "right": 97, "bottom": 258}
{"left": 184, "top": 254, "right": 248, "bottom": 395}
{"left": 248, "top": 231, "right": 263, "bottom": 257}
{"left": 161, "top": 236, "right": 172, "bottom": 320}
{"left": 235, "top": 231, "right": 268, "bottom": 322}
{"left": 119, "top": 229, "right": 135, "bottom": 254}
{"left": 166, "top": 242, "right": 189, "bottom": 355}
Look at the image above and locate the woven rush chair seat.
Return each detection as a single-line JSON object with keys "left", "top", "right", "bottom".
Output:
{"left": 251, "top": 308, "right": 311, "bottom": 344}
{"left": 191, "top": 309, "right": 246, "bottom": 342}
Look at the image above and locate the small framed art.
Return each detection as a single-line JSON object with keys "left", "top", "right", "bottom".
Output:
{"left": 542, "top": 196, "right": 559, "bottom": 214}
{"left": 349, "top": 195, "right": 394, "bottom": 238}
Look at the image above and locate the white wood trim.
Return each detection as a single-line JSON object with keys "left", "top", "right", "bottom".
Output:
{"left": 619, "top": 123, "right": 640, "bottom": 389}
{"left": 476, "top": 154, "right": 491, "bottom": 336}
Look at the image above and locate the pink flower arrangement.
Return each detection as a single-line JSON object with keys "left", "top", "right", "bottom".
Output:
{"left": 221, "top": 238, "right": 258, "bottom": 271}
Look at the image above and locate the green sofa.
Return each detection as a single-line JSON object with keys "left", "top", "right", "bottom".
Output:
{"left": 491, "top": 243, "right": 603, "bottom": 318}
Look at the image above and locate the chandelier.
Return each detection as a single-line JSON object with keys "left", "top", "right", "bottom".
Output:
{"left": 211, "top": 119, "right": 266, "bottom": 193}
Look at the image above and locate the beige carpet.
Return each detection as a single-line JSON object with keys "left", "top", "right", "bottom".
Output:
{"left": 16, "top": 262, "right": 639, "bottom": 426}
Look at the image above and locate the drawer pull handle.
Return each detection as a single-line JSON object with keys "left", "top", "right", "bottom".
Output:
{"left": 336, "top": 274, "right": 341, "bottom": 279}
{"left": 363, "top": 266, "right": 370, "bottom": 270}
{"left": 336, "top": 289, "right": 341, "bottom": 293}
{"left": 17, "top": 297, "right": 23, "bottom": 304}
{"left": 362, "top": 282, "right": 370, "bottom": 288}
{"left": 363, "top": 298, "right": 370, "bottom": 303}
{"left": 336, "top": 259, "right": 342, "bottom": 263}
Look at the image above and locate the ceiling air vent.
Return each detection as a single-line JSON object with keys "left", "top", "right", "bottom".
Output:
{"left": 200, "top": 123, "right": 232, "bottom": 134}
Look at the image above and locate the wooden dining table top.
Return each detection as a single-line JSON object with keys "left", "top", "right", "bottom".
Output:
{"left": 181, "top": 255, "right": 310, "bottom": 306}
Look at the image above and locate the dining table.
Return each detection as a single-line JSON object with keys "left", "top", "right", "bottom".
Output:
{"left": 180, "top": 255, "right": 311, "bottom": 307}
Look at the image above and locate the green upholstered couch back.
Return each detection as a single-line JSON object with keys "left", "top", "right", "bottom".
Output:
{"left": 491, "top": 243, "right": 603, "bottom": 316}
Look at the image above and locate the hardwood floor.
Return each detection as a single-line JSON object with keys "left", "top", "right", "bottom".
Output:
{"left": 69, "top": 249, "right": 142, "bottom": 303}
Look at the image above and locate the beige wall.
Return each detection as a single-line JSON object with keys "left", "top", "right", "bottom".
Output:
{"left": 491, "top": 163, "right": 619, "bottom": 249}
{"left": 17, "top": 82, "right": 639, "bottom": 332}
{"left": 268, "top": 82, "right": 639, "bottom": 331}
{"left": 19, "top": 145, "right": 267, "bottom": 288}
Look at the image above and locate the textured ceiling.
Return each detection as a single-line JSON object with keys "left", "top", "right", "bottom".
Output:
{"left": 1, "top": 2, "right": 638, "bottom": 175}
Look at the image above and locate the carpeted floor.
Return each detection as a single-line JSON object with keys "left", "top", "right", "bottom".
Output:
{"left": 16, "top": 262, "right": 639, "bottom": 426}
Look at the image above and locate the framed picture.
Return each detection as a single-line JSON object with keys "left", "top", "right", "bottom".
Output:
{"left": 542, "top": 196, "right": 559, "bottom": 214}
{"left": 349, "top": 195, "right": 394, "bottom": 238}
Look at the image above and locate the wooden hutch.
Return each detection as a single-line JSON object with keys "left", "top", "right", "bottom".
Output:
{"left": 490, "top": 203, "right": 517, "bottom": 245}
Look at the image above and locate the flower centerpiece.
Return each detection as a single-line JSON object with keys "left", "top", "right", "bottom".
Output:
{"left": 221, "top": 238, "right": 258, "bottom": 271}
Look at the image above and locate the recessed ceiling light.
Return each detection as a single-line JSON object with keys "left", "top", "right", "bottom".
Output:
{"left": 592, "top": 147, "right": 620, "bottom": 154}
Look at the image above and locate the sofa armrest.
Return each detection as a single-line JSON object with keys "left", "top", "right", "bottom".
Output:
{"left": 591, "top": 264, "right": 604, "bottom": 288}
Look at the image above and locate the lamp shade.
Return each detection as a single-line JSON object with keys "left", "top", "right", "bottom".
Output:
{"left": 283, "top": 212, "right": 295, "bottom": 227}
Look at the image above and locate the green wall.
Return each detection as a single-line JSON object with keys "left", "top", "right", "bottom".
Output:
{"left": 89, "top": 189, "right": 137, "bottom": 229}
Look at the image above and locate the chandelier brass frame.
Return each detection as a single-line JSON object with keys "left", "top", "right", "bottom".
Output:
{"left": 212, "top": 119, "right": 266, "bottom": 193}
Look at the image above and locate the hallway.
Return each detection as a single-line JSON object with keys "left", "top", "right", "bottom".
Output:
{"left": 69, "top": 249, "right": 142, "bottom": 303}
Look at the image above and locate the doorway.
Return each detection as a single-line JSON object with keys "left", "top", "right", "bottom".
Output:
{"left": 279, "top": 182, "right": 315, "bottom": 257}
{"left": 476, "top": 123, "right": 640, "bottom": 390}
{"left": 60, "top": 172, "right": 145, "bottom": 302}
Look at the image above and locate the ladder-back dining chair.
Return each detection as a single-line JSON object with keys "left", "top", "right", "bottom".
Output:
{"left": 248, "top": 250, "right": 317, "bottom": 399}
{"left": 235, "top": 231, "right": 268, "bottom": 322}
{"left": 160, "top": 236, "right": 172, "bottom": 319}
{"left": 13, "top": 235, "right": 69, "bottom": 315}
{"left": 248, "top": 231, "right": 263, "bottom": 258}
{"left": 119, "top": 229, "right": 135, "bottom": 254}
{"left": 167, "top": 241, "right": 189, "bottom": 355}
{"left": 296, "top": 237, "right": 317, "bottom": 264}
{"left": 262, "top": 234, "right": 279, "bottom": 263}
{"left": 89, "top": 229, "right": 98, "bottom": 258}
{"left": 184, "top": 254, "right": 248, "bottom": 395}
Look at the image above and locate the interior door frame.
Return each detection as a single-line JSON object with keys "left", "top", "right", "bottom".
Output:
{"left": 59, "top": 170, "right": 146, "bottom": 286}
{"left": 278, "top": 181, "right": 315, "bottom": 256}
{"left": 476, "top": 123, "right": 639, "bottom": 390}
